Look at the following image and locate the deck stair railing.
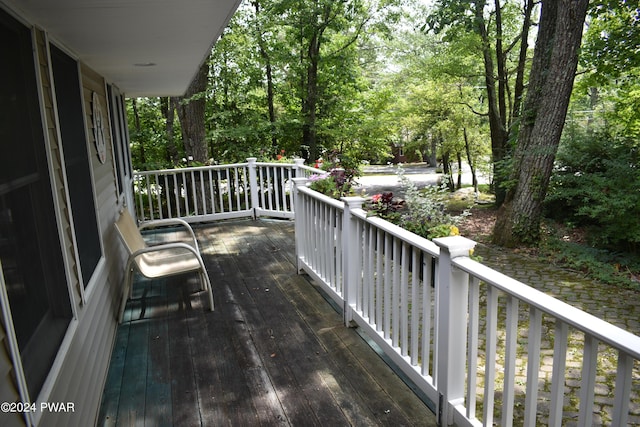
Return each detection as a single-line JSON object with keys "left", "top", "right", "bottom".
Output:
{"left": 132, "top": 161, "right": 640, "bottom": 426}
{"left": 291, "top": 176, "right": 640, "bottom": 427}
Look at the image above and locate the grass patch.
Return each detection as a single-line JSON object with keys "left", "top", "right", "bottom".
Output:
{"left": 444, "top": 186, "right": 495, "bottom": 213}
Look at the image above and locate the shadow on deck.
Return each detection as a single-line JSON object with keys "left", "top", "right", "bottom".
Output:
{"left": 98, "top": 219, "right": 436, "bottom": 426}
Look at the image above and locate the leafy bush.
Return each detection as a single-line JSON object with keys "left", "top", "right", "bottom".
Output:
{"left": 365, "top": 167, "right": 468, "bottom": 239}
{"left": 308, "top": 149, "right": 361, "bottom": 199}
{"left": 367, "top": 192, "right": 404, "bottom": 220}
{"left": 308, "top": 170, "right": 357, "bottom": 199}
{"left": 396, "top": 167, "right": 468, "bottom": 238}
{"left": 545, "top": 130, "right": 640, "bottom": 252}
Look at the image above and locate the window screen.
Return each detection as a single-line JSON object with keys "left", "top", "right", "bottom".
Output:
{"left": 50, "top": 44, "right": 102, "bottom": 289}
{"left": 0, "top": 9, "right": 72, "bottom": 397}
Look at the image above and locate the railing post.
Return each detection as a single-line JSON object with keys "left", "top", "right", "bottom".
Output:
{"left": 433, "top": 235, "right": 476, "bottom": 426}
{"left": 341, "top": 196, "right": 365, "bottom": 327}
{"left": 292, "top": 177, "right": 308, "bottom": 273}
{"left": 292, "top": 158, "right": 305, "bottom": 177}
{"left": 247, "top": 157, "right": 260, "bottom": 219}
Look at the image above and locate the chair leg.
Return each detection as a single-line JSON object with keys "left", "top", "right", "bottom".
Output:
{"left": 118, "top": 269, "right": 133, "bottom": 323}
{"left": 201, "top": 271, "right": 214, "bottom": 311}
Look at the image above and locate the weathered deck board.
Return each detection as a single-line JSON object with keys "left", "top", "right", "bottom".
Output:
{"left": 98, "top": 219, "right": 436, "bottom": 426}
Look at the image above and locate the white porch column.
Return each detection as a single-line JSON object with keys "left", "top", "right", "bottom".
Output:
{"left": 341, "top": 196, "right": 365, "bottom": 327}
{"left": 433, "top": 235, "right": 476, "bottom": 426}
{"left": 292, "top": 177, "right": 309, "bottom": 273}
{"left": 247, "top": 157, "right": 260, "bottom": 219}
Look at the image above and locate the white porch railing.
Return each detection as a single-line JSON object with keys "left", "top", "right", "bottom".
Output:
{"left": 132, "top": 161, "right": 640, "bottom": 426}
{"left": 133, "top": 157, "right": 321, "bottom": 223}
{"left": 291, "top": 176, "right": 640, "bottom": 427}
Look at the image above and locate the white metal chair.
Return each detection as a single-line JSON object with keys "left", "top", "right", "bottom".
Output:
{"left": 114, "top": 209, "right": 214, "bottom": 322}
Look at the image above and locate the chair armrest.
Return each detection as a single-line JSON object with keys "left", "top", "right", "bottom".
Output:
{"left": 130, "top": 242, "right": 201, "bottom": 259}
{"left": 138, "top": 218, "right": 199, "bottom": 249}
{"left": 139, "top": 217, "right": 192, "bottom": 230}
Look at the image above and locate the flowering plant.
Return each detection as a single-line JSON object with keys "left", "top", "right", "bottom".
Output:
{"left": 395, "top": 166, "right": 468, "bottom": 239}
{"left": 367, "top": 192, "right": 404, "bottom": 221}
{"left": 363, "top": 166, "right": 468, "bottom": 240}
{"left": 307, "top": 151, "right": 360, "bottom": 199}
{"left": 309, "top": 168, "right": 356, "bottom": 199}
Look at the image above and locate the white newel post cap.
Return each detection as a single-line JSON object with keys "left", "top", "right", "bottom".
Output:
{"left": 291, "top": 177, "right": 309, "bottom": 188}
{"left": 341, "top": 196, "right": 365, "bottom": 210}
{"left": 433, "top": 235, "right": 477, "bottom": 258}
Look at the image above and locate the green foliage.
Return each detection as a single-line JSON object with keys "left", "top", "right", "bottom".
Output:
{"left": 540, "top": 237, "right": 640, "bottom": 291}
{"left": 396, "top": 166, "right": 468, "bottom": 238}
{"left": 581, "top": 2, "right": 640, "bottom": 84}
{"left": 608, "top": 69, "right": 640, "bottom": 140}
{"left": 197, "top": 0, "right": 403, "bottom": 164}
{"left": 365, "top": 166, "right": 468, "bottom": 239}
{"left": 308, "top": 150, "right": 361, "bottom": 199}
{"left": 367, "top": 192, "right": 402, "bottom": 218}
{"left": 545, "top": 129, "right": 640, "bottom": 252}
{"left": 308, "top": 169, "right": 357, "bottom": 199}
{"left": 128, "top": 98, "right": 183, "bottom": 170}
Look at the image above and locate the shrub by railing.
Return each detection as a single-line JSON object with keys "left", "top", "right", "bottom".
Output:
{"left": 292, "top": 177, "right": 640, "bottom": 427}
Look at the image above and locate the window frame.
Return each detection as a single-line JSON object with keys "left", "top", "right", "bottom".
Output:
{"left": 48, "top": 41, "right": 106, "bottom": 302}
{"left": 107, "top": 84, "right": 134, "bottom": 208}
{"left": 0, "top": 10, "right": 79, "bottom": 423}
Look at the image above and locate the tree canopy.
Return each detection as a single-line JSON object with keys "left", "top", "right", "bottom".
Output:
{"left": 127, "top": 0, "right": 639, "bottom": 249}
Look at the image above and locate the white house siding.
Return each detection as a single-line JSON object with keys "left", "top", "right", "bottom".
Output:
{"left": 0, "top": 9, "right": 127, "bottom": 426}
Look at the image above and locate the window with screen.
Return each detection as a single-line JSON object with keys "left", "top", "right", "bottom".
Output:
{"left": 0, "top": 8, "right": 72, "bottom": 398}
{"left": 50, "top": 44, "right": 103, "bottom": 289}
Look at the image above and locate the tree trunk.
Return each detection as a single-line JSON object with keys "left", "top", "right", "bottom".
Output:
{"left": 494, "top": 0, "right": 508, "bottom": 127}
{"left": 492, "top": 0, "right": 589, "bottom": 247}
{"left": 176, "top": 59, "right": 210, "bottom": 214}
{"left": 177, "top": 60, "right": 209, "bottom": 163}
{"left": 303, "top": 32, "right": 320, "bottom": 162}
{"left": 511, "top": 0, "right": 535, "bottom": 126}
{"left": 253, "top": 0, "right": 277, "bottom": 151}
{"left": 463, "top": 127, "right": 478, "bottom": 193}
{"left": 456, "top": 152, "right": 462, "bottom": 190}
{"left": 161, "top": 97, "right": 179, "bottom": 165}
{"left": 430, "top": 134, "right": 437, "bottom": 167}
{"left": 131, "top": 98, "right": 145, "bottom": 165}
{"left": 442, "top": 151, "right": 454, "bottom": 191}
{"left": 474, "top": 1, "right": 509, "bottom": 205}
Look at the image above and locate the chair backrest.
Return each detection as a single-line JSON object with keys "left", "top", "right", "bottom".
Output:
{"left": 114, "top": 209, "right": 147, "bottom": 255}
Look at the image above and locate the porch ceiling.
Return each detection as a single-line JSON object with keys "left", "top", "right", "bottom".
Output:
{"left": 11, "top": 0, "right": 241, "bottom": 97}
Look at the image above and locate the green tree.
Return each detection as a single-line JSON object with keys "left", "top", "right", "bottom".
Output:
{"left": 381, "top": 7, "right": 490, "bottom": 189}
{"left": 207, "top": 4, "right": 278, "bottom": 161}
{"left": 129, "top": 97, "right": 182, "bottom": 170}
{"left": 581, "top": 1, "right": 640, "bottom": 85}
{"left": 426, "top": 0, "right": 537, "bottom": 204}
{"left": 492, "top": 0, "right": 590, "bottom": 246}
{"left": 545, "top": 2, "right": 640, "bottom": 252}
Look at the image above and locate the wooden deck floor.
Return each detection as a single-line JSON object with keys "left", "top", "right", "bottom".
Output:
{"left": 98, "top": 219, "right": 436, "bottom": 426}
